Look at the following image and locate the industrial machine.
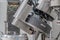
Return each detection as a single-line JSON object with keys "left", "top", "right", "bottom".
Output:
{"left": 0, "top": 0, "right": 57, "bottom": 40}
{"left": 12, "top": 0, "right": 54, "bottom": 38}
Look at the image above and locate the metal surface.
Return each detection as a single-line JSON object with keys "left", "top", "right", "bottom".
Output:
{"left": 36, "top": 0, "right": 50, "bottom": 13}
{"left": 12, "top": 0, "right": 33, "bottom": 34}
{"left": 51, "top": 0, "right": 60, "bottom": 7}
{"left": 12, "top": 0, "right": 52, "bottom": 37}
{"left": 26, "top": 14, "right": 51, "bottom": 34}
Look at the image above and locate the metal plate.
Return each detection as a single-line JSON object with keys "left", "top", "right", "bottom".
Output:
{"left": 26, "top": 15, "right": 51, "bottom": 34}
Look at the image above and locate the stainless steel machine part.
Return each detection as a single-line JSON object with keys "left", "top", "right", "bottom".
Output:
{"left": 12, "top": 0, "right": 52, "bottom": 37}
